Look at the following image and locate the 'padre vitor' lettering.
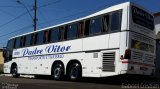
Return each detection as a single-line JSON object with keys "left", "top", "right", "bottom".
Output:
{"left": 22, "top": 45, "right": 71, "bottom": 56}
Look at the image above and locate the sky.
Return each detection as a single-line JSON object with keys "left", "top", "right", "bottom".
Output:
{"left": 0, "top": 0, "right": 159, "bottom": 47}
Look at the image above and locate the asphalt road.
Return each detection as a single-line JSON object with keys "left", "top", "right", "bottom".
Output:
{"left": 0, "top": 75, "right": 160, "bottom": 89}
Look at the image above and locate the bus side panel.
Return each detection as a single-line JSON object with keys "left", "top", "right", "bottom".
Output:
{"left": 83, "top": 35, "right": 109, "bottom": 51}
{"left": 108, "top": 33, "right": 120, "bottom": 48}
{"left": 82, "top": 34, "right": 109, "bottom": 77}
{"left": 28, "top": 39, "right": 83, "bottom": 75}
{"left": 62, "top": 39, "right": 83, "bottom": 53}
{"left": 16, "top": 57, "right": 31, "bottom": 74}
{"left": 82, "top": 52, "right": 102, "bottom": 77}
{"left": 3, "top": 62, "right": 12, "bottom": 73}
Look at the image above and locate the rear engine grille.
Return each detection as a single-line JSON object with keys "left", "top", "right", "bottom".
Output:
{"left": 132, "top": 51, "right": 143, "bottom": 60}
{"left": 145, "top": 54, "right": 154, "bottom": 62}
{"left": 132, "top": 51, "right": 154, "bottom": 62}
{"left": 102, "top": 52, "right": 115, "bottom": 72}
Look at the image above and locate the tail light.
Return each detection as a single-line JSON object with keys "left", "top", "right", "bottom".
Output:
{"left": 124, "top": 49, "right": 131, "bottom": 59}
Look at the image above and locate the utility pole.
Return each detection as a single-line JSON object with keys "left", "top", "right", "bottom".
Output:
{"left": 33, "top": 0, "right": 37, "bottom": 31}
{"left": 17, "top": 0, "right": 37, "bottom": 31}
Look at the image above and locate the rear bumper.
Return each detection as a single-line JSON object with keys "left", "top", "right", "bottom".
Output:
{"left": 121, "top": 61, "right": 155, "bottom": 75}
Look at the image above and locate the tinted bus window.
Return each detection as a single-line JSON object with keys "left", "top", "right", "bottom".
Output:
{"left": 50, "top": 28, "right": 60, "bottom": 42}
{"left": 59, "top": 27, "right": 65, "bottom": 40}
{"left": 36, "top": 31, "right": 44, "bottom": 45}
{"left": 7, "top": 39, "right": 14, "bottom": 49}
{"left": 31, "top": 33, "right": 37, "bottom": 45}
{"left": 20, "top": 36, "right": 24, "bottom": 47}
{"left": 89, "top": 17, "right": 102, "bottom": 35}
{"left": 24, "top": 34, "right": 31, "bottom": 47}
{"left": 44, "top": 30, "right": 50, "bottom": 43}
{"left": 103, "top": 15, "right": 110, "bottom": 32}
{"left": 67, "top": 23, "right": 78, "bottom": 39}
{"left": 132, "top": 6, "right": 154, "bottom": 30}
{"left": 84, "top": 20, "right": 90, "bottom": 36}
{"left": 110, "top": 10, "right": 122, "bottom": 31}
{"left": 15, "top": 37, "right": 20, "bottom": 48}
{"left": 78, "top": 22, "right": 84, "bottom": 37}
{"left": 64, "top": 26, "right": 68, "bottom": 40}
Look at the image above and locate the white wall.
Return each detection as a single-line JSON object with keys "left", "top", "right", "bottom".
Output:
{"left": 155, "top": 16, "right": 160, "bottom": 35}
{"left": 155, "top": 15, "right": 160, "bottom": 77}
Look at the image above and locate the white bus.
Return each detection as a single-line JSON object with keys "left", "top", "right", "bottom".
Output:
{"left": 3, "top": 2, "right": 155, "bottom": 81}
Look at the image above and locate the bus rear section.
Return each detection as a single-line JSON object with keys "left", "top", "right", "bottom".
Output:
{"left": 120, "top": 4, "right": 155, "bottom": 75}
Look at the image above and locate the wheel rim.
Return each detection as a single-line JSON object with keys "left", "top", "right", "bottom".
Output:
{"left": 12, "top": 68, "right": 17, "bottom": 76}
{"left": 54, "top": 67, "right": 61, "bottom": 79}
{"left": 70, "top": 67, "right": 79, "bottom": 79}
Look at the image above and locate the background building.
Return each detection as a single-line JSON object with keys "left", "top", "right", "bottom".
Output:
{"left": 0, "top": 48, "right": 4, "bottom": 72}
{"left": 155, "top": 12, "right": 160, "bottom": 35}
{"left": 155, "top": 12, "right": 160, "bottom": 77}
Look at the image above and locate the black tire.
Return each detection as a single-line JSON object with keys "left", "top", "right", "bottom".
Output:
{"left": 52, "top": 63, "right": 64, "bottom": 80}
{"left": 68, "top": 63, "right": 82, "bottom": 81}
{"left": 11, "top": 66, "right": 20, "bottom": 78}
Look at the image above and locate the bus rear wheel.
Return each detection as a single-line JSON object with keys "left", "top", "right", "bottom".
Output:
{"left": 68, "top": 63, "right": 82, "bottom": 81}
{"left": 52, "top": 63, "right": 64, "bottom": 80}
{"left": 11, "top": 66, "right": 20, "bottom": 78}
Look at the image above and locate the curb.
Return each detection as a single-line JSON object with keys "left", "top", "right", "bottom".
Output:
{"left": 0, "top": 74, "right": 34, "bottom": 78}
{"left": 0, "top": 74, "right": 12, "bottom": 76}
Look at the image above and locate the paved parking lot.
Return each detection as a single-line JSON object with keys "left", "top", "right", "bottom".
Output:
{"left": 0, "top": 75, "right": 160, "bottom": 89}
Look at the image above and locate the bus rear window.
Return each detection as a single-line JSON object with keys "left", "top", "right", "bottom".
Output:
{"left": 132, "top": 6, "right": 154, "bottom": 30}
{"left": 131, "top": 39, "right": 154, "bottom": 53}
